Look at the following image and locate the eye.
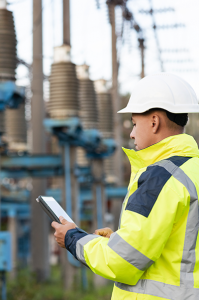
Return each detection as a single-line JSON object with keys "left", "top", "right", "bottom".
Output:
{"left": 132, "top": 123, "right": 136, "bottom": 128}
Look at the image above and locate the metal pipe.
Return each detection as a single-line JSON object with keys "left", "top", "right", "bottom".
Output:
{"left": 31, "top": 0, "right": 49, "bottom": 281}
{"left": 96, "top": 185, "right": 103, "bottom": 229}
{"left": 109, "top": 3, "right": 123, "bottom": 184}
{"left": 64, "top": 144, "right": 72, "bottom": 217}
{"left": 64, "top": 144, "right": 81, "bottom": 267}
{"left": 81, "top": 266, "right": 88, "bottom": 290}
{"left": 63, "top": 0, "right": 70, "bottom": 45}
{"left": 1, "top": 271, "right": 6, "bottom": 300}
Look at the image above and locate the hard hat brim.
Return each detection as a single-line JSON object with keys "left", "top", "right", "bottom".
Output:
{"left": 118, "top": 103, "right": 199, "bottom": 114}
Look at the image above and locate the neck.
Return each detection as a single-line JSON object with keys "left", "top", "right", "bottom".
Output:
{"left": 150, "top": 128, "right": 184, "bottom": 147}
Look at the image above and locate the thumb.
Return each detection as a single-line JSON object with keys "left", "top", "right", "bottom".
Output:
{"left": 59, "top": 216, "right": 69, "bottom": 225}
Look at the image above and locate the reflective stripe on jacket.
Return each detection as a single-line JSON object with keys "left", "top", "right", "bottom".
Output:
{"left": 66, "top": 133, "right": 199, "bottom": 300}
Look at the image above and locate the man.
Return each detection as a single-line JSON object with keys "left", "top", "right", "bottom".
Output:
{"left": 52, "top": 73, "right": 199, "bottom": 299}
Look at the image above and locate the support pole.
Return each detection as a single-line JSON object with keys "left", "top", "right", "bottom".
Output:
{"left": 109, "top": 4, "right": 123, "bottom": 185}
{"left": 108, "top": 4, "right": 124, "bottom": 230}
{"left": 31, "top": 0, "right": 49, "bottom": 281}
{"left": 63, "top": 0, "right": 70, "bottom": 45}
{"left": 1, "top": 271, "right": 6, "bottom": 300}
{"left": 60, "top": 145, "right": 79, "bottom": 289}
{"left": 138, "top": 38, "right": 145, "bottom": 79}
{"left": 92, "top": 159, "right": 107, "bottom": 287}
{"left": 8, "top": 210, "right": 17, "bottom": 279}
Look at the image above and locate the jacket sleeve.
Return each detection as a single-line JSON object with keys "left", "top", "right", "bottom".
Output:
{"left": 65, "top": 168, "right": 187, "bottom": 285}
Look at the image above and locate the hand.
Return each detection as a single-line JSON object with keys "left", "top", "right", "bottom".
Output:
{"left": 94, "top": 227, "right": 114, "bottom": 238}
{"left": 51, "top": 216, "right": 76, "bottom": 248}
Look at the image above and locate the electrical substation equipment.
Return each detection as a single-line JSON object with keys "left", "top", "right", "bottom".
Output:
{"left": 76, "top": 64, "right": 98, "bottom": 167}
{"left": 0, "top": 2, "right": 27, "bottom": 151}
{"left": 48, "top": 45, "right": 79, "bottom": 119}
{"left": 95, "top": 79, "right": 116, "bottom": 183}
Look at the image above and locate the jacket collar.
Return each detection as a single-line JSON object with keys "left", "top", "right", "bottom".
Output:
{"left": 123, "top": 134, "right": 199, "bottom": 177}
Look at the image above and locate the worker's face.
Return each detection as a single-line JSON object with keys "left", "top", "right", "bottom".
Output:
{"left": 130, "top": 113, "right": 155, "bottom": 150}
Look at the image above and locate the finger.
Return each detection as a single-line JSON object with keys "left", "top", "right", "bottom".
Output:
{"left": 95, "top": 229, "right": 104, "bottom": 236}
{"left": 94, "top": 230, "right": 100, "bottom": 235}
{"left": 51, "top": 221, "right": 60, "bottom": 229}
{"left": 59, "top": 216, "right": 69, "bottom": 225}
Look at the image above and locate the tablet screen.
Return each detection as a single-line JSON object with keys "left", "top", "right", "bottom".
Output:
{"left": 42, "top": 196, "right": 74, "bottom": 223}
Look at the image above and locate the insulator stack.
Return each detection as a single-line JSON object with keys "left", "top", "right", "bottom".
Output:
{"left": 95, "top": 79, "right": 114, "bottom": 139}
{"left": 5, "top": 102, "right": 27, "bottom": 151}
{"left": 76, "top": 147, "right": 88, "bottom": 167}
{"left": 104, "top": 155, "right": 116, "bottom": 183}
{"left": 48, "top": 45, "right": 79, "bottom": 119}
{"left": 0, "top": 7, "right": 17, "bottom": 80}
{"left": 76, "top": 65, "right": 98, "bottom": 167}
{"left": 95, "top": 79, "right": 116, "bottom": 183}
{"left": 0, "top": 4, "right": 27, "bottom": 150}
{"left": 76, "top": 65, "right": 98, "bottom": 130}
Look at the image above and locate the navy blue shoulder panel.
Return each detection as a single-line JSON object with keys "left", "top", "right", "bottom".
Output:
{"left": 165, "top": 156, "right": 191, "bottom": 167}
{"left": 125, "top": 156, "right": 192, "bottom": 218}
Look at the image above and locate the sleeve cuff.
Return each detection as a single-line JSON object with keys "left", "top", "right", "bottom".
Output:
{"left": 65, "top": 228, "right": 88, "bottom": 259}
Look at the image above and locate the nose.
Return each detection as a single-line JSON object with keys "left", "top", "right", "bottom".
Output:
{"left": 130, "top": 127, "right": 135, "bottom": 139}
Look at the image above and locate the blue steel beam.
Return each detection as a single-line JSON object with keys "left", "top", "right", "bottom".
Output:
{"left": 44, "top": 117, "right": 82, "bottom": 134}
{"left": 44, "top": 118, "right": 116, "bottom": 158}
{"left": 46, "top": 186, "right": 127, "bottom": 203}
{"left": 0, "top": 169, "right": 63, "bottom": 179}
{"left": 1, "top": 189, "right": 30, "bottom": 202}
{"left": 1, "top": 203, "right": 30, "bottom": 214}
{"left": 1, "top": 155, "right": 62, "bottom": 168}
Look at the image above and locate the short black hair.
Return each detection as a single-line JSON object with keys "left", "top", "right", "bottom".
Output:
{"left": 165, "top": 111, "right": 188, "bottom": 127}
{"left": 143, "top": 108, "right": 188, "bottom": 127}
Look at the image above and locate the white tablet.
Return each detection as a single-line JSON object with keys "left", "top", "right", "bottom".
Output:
{"left": 36, "top": 195, "right": 74, "bottom": 224}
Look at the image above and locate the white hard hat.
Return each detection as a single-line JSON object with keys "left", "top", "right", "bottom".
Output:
{"left": 118, "top": 73, "right": 199, "bottom": 114}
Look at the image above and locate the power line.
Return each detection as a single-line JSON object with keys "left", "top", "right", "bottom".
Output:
{"left": 148, "top": 0, "right": 164, "bottom": 71}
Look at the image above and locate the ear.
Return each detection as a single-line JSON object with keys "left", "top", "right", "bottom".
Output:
{"left": 151, "top": 114, "right": 160, "bottom": 134}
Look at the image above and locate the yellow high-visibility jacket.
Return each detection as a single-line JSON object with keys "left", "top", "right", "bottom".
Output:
{"left": 65, "top": 133, "right": 199, "bottom": 300}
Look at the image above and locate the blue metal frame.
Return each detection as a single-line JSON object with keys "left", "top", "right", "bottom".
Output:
{"left": 0, "top": 232, "right": 12, "bottom": 271}
{"left": 44, "top": 118, "right": 116, "bottom": 159}
{"left": 46, "top": 187, "right": 127, "bottom": 203}
{"left": 0, "top": 81, "right": 25, "bottom": 111}
{"left": 96, "top": 186, "right": 103, "bottom": 229}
